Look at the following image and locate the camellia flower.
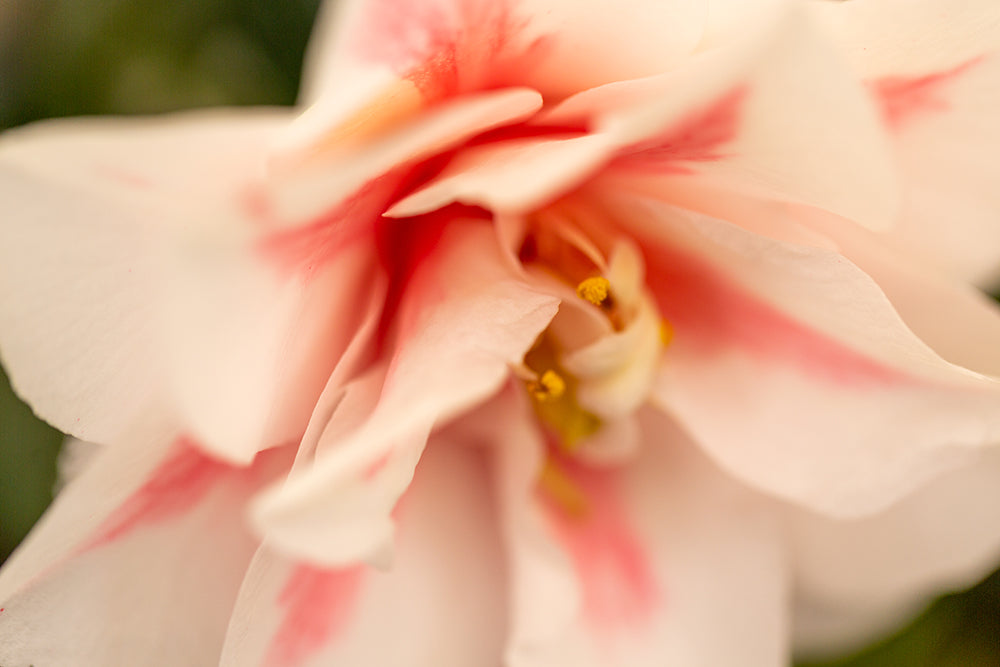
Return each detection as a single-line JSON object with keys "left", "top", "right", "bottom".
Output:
{"left": 4, "top": 0, "right": 1000, "bottom": 665}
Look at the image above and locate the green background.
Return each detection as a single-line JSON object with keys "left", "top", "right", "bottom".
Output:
{"left": 0, "top": 2, "right": 997, "bottom": 664}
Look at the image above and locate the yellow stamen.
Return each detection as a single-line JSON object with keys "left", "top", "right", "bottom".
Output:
{"left": 659, "top": 319, "right": 675, "bottom": 346}
{"left": 529, "top": 369, "right": 566, "bottom": 402}
{"left": 539, "top": 458, "right": 588, "bottom": 517}
{"left": 524, "top": 338, "right": 603, "bottom": 450}
{"left": 576, "top": 276, "right": 611, "bottom": 307}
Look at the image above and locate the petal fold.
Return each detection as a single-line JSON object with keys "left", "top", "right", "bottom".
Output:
{"left": 220, "top": 440, "right": 506, "bottom": 667}
{"left": 0, "top": 436, "right": 292, "bottom": 666}
{"left": 480, "top": 392, "right": 788, "bottom": 667}
{"left": 603, "top": 194, "right": 1000, "bottom": 515}
{"left": 253, "top": 222, "right": 559, "bottom": 565}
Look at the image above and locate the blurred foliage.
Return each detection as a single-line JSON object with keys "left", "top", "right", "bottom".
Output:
{"left": 803, "top": 570, "right": 1000, "bottom": 667}
{"left": 0, "top": 1, "right": 998, "bottom": 665}
{"left": 0, "top": 367, "right": 63, "bottom": 561}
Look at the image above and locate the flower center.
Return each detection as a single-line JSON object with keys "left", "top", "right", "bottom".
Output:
{"left": 514, "top": 212, "right": 671, "bottom": 489}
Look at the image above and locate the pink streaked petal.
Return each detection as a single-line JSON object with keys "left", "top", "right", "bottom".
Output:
{"left": 541, "top": 455, "right": 660, "bottom": 630}
{"left": 256, "top": 173, "right": 400, "bottom": 277}
{"left": 81, "top": 438, "right": 230, "bottom": 550}
{"left": 0, "top": 434, "right": 178, "bottom": 605}
{"left": 801, "top": 206, "right": 1000, "bottom": 381}
{"left": 253, "top": 222, "right": 559, "bottom": 566}
{"left": 0, "top": 437, "right": 293, "bottom": 667}
{"left": 350, "top": 0, "right": 547, "bottom": 99}
{"left": 80, "top": 438, "right": 291, "bottom": 553}
{"left": 607, "top": 195, "right": 1000, "bottom": 515}
{"left": 484, "top": 390, "right": 787, "bottom": 667}
{"left": 221, "top": 442, "right": 506, "bottom": 667}
{"left": 600, "top": 195, "right": 935, "bottom": 385}
{"left": 264, "top": 564, "right": 364, "bottom": 667}
{"left": 810, "top": 1, "right": 1000, "bottom": 284}
{"left": 872, "top": 53, "right": 1000, "bottom": 287}
{"left": 643, "top": 225, "right": 901, "bottom": 387}
{"left": 612, "top": 87, "right": 745, "bottom": 174}
{"left": 0, "top": 109, "right": 368, "bottom": 464}
{"left": 872, "top": 57, "right": 984, "bottom": 129}
{"left": 593, "top": 1, "right": 898, "bottom": 230}
{"left": 386, "top": 133, "right": 615, "bottom": 217}
{"left": 301, "top": 0, "right": 706, "bottom": 111}
{"left": 270, "top": 87, "right": 542, "bottom": 223}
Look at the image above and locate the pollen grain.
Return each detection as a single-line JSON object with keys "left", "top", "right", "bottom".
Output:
{"left": 576, "top": 276, "right": 611, "bottom": 307}
{"left": 529, "top": 369, "right": 566, "bottom": 402}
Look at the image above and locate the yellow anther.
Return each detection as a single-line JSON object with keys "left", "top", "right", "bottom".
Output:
{"left": 576, "top": 276, "right": 611, "bottom": 307}
{"left": 659, "top": 319, "right": 675, "bottom": 346}
{"left": 539, "top": 458, "right": 588, "bottom": 517}
{"left": 529, "top": 369, "right": 566, "bottom": 402}
{"left": 524, "top": 336, "right": 602, "bottom": 450}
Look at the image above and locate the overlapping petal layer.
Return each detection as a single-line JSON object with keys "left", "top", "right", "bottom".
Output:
{"left": 3, "top": 0, "right": 1000, "bottom": 665}
{"left": 254, "top": 222, "right": 559, "bottom": 565}
{"left": 0, "top": 437, "right": 292, "bottom": 666}
{"left": 221, "top": 441, "right": 506, "bottom": 667}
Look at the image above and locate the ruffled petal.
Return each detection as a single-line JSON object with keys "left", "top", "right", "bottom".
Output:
{"left": 0, "top": 436, "right": 292, "bottom": 666}
{"left": 388, "top": 0, "right": 899, "bottom": 231}
{"left": 270, "top": 87, "right": 543, "bottom": 222}
{"left": 802, "top": 206, "right": 1000, "bottom": 380}
{"left": 385, "top": 133, "right": 615, "bottom": 218}
{"left": 482, "top": 391, "right": 787, "bottom": 666}
{"left": 253, "top": 221, "right": 559, "bottom": 565}
{"left": 220, "top": 440, "right": 506, "bottom": 667}
{"left": 596, "top": 194, "right": 1000, "bottom": 516}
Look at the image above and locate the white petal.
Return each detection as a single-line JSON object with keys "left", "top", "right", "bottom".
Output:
{"left": 161, "top": 230, "right": 379, "bottom": 463}
{"left": 253, "top": 221, "right": 559, "bottom": 565}
{"left": 486, "top": 392, "right": 788, "bottom": 666}
{"left": 0, "top": 110, "right": 387, "bottom": 462}
{"left": 883, "top": 57, "right": 1000, "bottom": 287}
{"left": 0, "top": 112, "right": 287, "bottom": 447}
{"left": 599, "top": 0, "right": 898, "bottom": 231}
{"left": 803, "top": 206, "right": 1000, "bottom": 380}
{"left": 220, "top": 440, "right": 506, "bottom": 667}
{"left": 787, "top": 447, "right": 1000, "bottom": 657}
{"left": 602, "top": 194, "right": 1000, "bottom": 516}
{"left": 810, "top": 0, "right": 1000, "bottom": 77}
{"left": 812, "top": 0, "right": 1000, "bottom": 286}
{"left": 0, "top": 437, "right": 293, "bottom": 666}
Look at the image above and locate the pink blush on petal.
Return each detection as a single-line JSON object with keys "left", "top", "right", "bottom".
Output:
{"left": 80, "top": 437, "right": 230, "bottom": 552}
{"left": 643, "top": 239, "right": 905, "bottom": 386}
{"left": 613, "top": 87, "right": 746, "bottom": 174}
{"left": 264, "top": 564, "right": 364, "bottom": 667}
{"left": 352, "top": 0, "right": 543, "bottom": 98}
{"left": 79, "top": 439, "right": 293, "bottom": 554}
{"left": 872, "top": 57, "right": 983, "bottom": 129}
{"left": 255, "top": 174, "right": 399, "bottom": 279}
{"left": 542, "top": 459, "right": 661, "bottom": 630}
